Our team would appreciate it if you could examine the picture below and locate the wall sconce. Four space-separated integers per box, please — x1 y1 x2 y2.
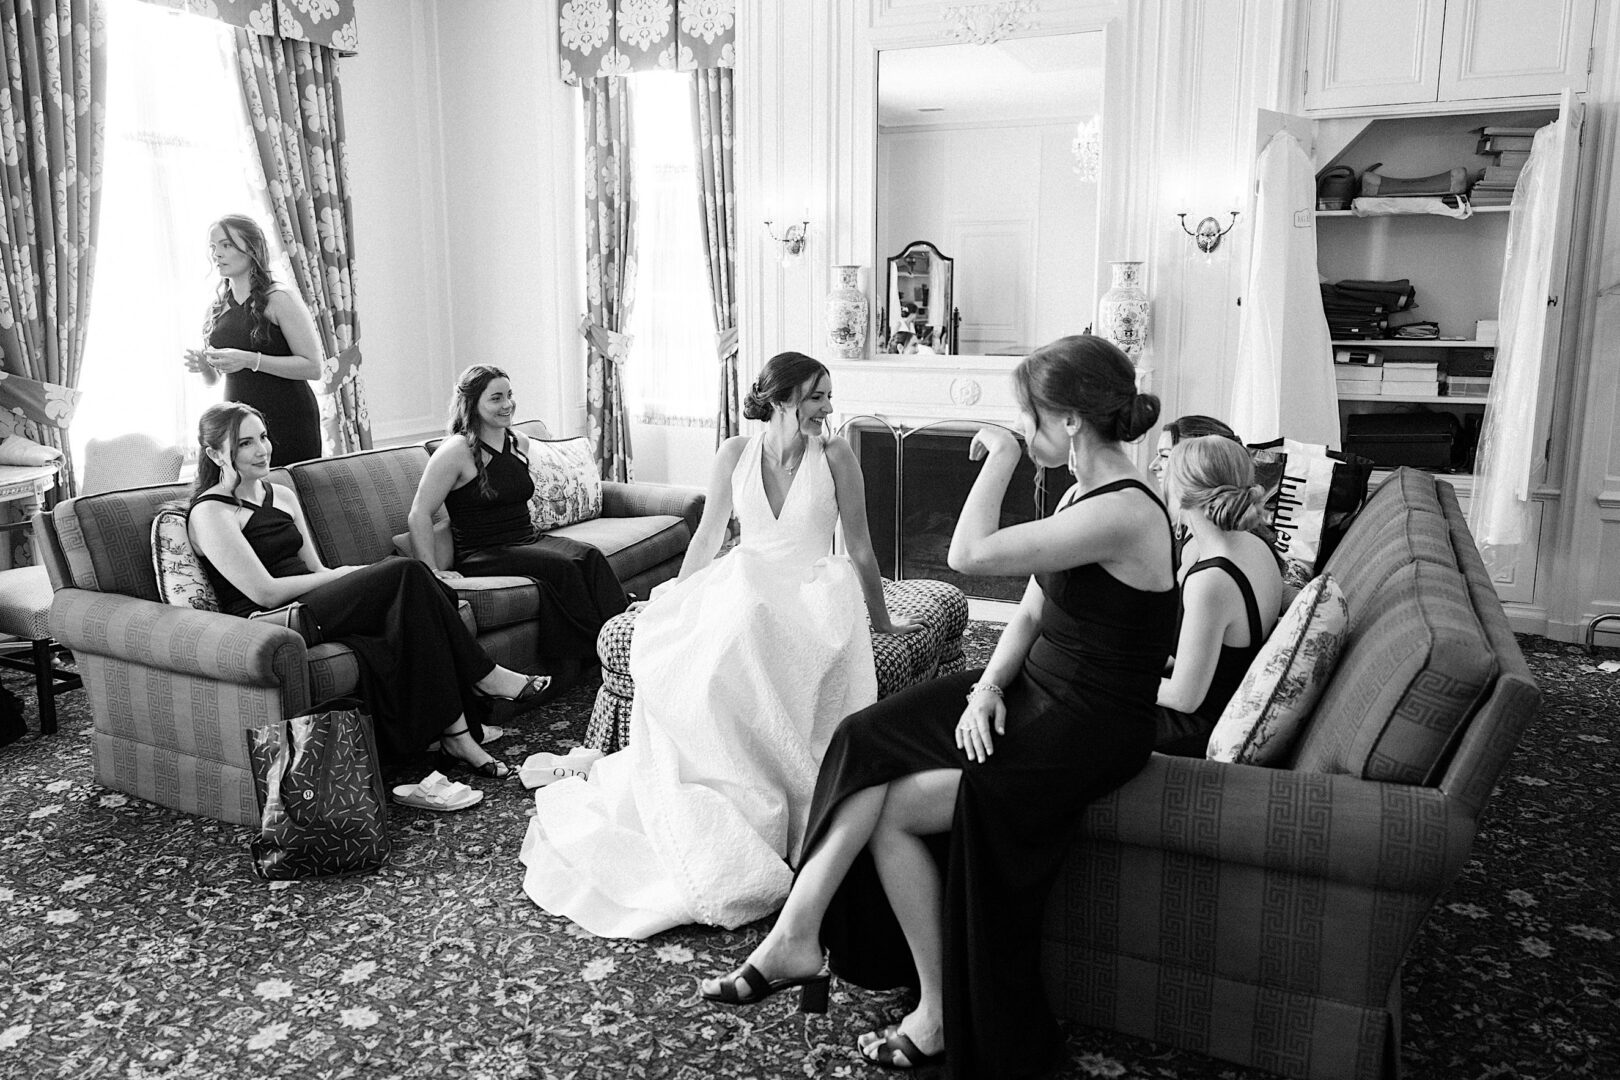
764 217 808 263
1176 211 1240 255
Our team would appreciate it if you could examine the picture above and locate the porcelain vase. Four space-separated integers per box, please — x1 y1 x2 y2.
1098 260 1149 361
826 265 869 359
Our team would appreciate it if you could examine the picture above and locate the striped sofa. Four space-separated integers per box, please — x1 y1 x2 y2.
1041 468 1541 1080
39 426 703 826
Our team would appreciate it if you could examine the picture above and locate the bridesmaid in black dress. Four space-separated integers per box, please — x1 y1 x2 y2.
700 336 1177 1079
1153 435 1282 756
407 364 629 662
183 215 323 466
187 403 549 779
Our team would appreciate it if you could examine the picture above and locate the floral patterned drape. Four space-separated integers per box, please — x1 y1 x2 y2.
690 67 737 441
581 77 636 482
558 0 734 84
234 28 369 455
0 0 106 498
134 0 358 53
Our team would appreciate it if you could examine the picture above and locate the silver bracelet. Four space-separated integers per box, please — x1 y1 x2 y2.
253 352 262 372
966 681 1003 702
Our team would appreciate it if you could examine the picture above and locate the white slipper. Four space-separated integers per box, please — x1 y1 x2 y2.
519 747 606 790
391 771 484 812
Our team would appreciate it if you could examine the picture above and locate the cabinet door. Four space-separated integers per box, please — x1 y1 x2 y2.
1438 0 1597 100
1305 0 1446 110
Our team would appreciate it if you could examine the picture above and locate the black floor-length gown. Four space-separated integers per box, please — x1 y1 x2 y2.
444 430 628 658
805 478 1178 1080
209 291 322 467
192 486 495 760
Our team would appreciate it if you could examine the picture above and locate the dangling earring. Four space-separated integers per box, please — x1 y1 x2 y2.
1065 420 1081 476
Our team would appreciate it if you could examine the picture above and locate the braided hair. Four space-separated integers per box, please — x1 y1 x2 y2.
203 215 277 349
447 364 519 500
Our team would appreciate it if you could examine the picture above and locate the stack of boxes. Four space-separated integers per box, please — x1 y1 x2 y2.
1382 358 1441 397
1472 126 1536 207
1335 347 1383 395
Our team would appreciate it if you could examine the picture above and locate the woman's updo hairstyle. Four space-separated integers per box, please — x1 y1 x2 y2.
743 351 830 422
1167 435 1265 532
1012 335 1159 443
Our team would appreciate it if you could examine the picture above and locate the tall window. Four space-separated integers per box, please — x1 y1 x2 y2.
75 0 284 475
623 72 716 427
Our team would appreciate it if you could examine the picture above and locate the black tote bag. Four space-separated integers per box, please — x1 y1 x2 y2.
246 705 390 880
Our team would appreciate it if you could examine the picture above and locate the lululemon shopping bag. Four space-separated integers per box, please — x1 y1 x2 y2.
246 705 390 880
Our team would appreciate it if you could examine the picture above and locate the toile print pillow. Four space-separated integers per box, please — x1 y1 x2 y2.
528 437 603 532
1207 572 1348 765
151 502 220 613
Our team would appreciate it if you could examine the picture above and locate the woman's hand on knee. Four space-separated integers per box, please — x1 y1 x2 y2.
955 685 1005 763
432 567 463 582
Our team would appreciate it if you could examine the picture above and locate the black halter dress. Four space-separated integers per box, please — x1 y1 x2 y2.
442 431 628 659
191 483 496 760
805 478 1179 1080
1156 555 1267 757
208 290 322 467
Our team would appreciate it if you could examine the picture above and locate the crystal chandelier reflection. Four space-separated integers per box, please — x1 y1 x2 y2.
1072 116 1100 182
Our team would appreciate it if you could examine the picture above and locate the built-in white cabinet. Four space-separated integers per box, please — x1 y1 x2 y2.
1304 100 1582 615
1306 0 1596 111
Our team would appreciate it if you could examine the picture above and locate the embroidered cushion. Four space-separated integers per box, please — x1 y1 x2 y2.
528 437 602 532
151 502 220 612
1207 572 1348 765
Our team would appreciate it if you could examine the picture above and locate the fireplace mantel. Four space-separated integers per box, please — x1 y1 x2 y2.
827 353 1026 432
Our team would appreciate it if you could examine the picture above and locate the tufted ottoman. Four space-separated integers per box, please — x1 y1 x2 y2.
585 578 970 753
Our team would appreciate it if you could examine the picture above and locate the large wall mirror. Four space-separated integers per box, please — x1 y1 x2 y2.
876 32 1104 357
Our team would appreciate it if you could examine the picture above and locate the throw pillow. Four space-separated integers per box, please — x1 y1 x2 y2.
528 437 602 532
0 434 63 467
151 502 220 612
1207 572 1349 765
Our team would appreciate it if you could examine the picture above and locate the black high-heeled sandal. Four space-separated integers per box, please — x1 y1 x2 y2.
699 961 831 1014
858 1024 943 1070
474 673 551 703
437 724 513 780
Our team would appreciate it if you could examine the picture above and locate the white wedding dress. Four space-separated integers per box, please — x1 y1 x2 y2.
518 433 877 938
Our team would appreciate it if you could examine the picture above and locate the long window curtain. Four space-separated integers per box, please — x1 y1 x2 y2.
1469 117 1565 570
690 67 738 441
234 28 369 455
582 76 637 481
0 0 107 500
558 0 734 84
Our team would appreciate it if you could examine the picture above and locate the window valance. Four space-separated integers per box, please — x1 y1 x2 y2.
558 0 734 84
135 0 358 55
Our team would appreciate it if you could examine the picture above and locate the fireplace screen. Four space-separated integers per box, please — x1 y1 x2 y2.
848 420 1070 601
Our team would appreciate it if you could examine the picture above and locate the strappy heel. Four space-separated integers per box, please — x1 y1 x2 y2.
700 960 831 1014
473 673 551 703
858 1024 944 1070
437 724 513 780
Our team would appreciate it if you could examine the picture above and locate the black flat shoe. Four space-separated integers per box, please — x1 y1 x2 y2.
858 1025 943 1070
700 961 830 1014
475 673 551 703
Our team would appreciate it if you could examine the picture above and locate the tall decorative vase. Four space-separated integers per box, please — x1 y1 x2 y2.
1098 260 1150 361
826 265 869 359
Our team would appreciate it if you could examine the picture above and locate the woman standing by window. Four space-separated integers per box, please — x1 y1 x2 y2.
183 215 324 466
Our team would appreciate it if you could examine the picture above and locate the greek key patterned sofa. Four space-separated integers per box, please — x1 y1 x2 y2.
1040 468 1541 1080
39 426 704 825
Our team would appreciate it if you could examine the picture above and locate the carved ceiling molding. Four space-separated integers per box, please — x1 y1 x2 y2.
940 1 1039 45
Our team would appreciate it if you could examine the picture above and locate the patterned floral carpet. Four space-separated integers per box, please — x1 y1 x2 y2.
0 628 1614 1080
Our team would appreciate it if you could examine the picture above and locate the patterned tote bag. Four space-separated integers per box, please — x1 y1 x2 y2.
246 705 390 880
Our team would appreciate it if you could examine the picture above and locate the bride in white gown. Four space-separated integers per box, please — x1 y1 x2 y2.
519 352 918 938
